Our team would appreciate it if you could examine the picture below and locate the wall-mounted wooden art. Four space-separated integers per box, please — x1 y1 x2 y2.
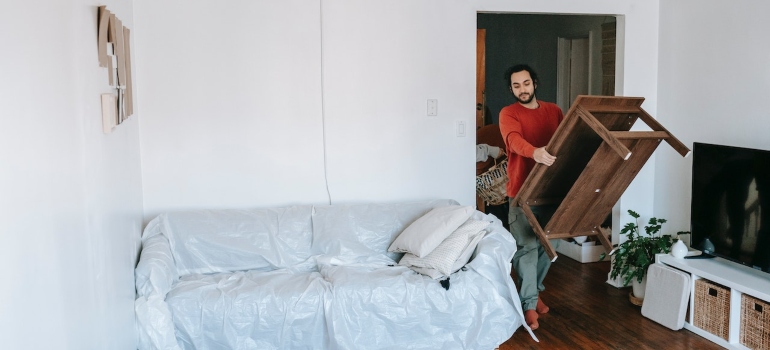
98 6 133 133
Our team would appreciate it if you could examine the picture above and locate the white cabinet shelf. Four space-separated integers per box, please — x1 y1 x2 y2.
656 254 770 349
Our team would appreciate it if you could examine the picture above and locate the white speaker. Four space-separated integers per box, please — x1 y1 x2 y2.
641 263 691 330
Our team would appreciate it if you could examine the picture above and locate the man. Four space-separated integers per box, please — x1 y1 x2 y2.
499 64 563 330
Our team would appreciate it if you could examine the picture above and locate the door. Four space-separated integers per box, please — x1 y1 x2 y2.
476 29 486 129
556 37 590 112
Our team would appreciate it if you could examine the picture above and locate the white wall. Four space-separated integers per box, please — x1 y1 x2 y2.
656 0 770 232
0 1 142 349
320 0 477 204
134 0 329 220
136 0 662 228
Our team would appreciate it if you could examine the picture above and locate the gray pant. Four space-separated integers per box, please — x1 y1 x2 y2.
508 202 559 311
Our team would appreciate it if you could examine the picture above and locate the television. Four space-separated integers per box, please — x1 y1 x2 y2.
690 142 770 273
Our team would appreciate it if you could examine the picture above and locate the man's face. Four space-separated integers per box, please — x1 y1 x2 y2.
509 70 536 104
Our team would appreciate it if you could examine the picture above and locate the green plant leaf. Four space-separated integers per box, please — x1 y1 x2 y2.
621 222 636 237
608 209 676 287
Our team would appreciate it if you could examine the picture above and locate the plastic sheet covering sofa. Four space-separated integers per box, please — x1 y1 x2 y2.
134 199 533 349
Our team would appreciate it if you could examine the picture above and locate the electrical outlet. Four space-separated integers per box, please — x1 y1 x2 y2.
427 99 438 116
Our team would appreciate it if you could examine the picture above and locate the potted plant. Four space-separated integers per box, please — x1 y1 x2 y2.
600 210 675 302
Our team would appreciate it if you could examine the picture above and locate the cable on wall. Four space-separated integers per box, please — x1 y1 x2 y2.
319 0 332 205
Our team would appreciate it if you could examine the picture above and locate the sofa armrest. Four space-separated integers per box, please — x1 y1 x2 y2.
135 231 178 298
135 295 181 350
466 211 537 341
135 217 182 350
466 211 517 272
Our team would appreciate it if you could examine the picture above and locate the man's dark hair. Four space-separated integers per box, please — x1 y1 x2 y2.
504 64 539 89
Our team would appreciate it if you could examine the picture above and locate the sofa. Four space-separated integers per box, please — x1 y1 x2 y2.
134 199 533 349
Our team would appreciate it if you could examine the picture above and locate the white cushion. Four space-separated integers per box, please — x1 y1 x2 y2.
399 219 490 276
160 207 314 276
451 228 487 272
388 205 474 257
407 229 487 280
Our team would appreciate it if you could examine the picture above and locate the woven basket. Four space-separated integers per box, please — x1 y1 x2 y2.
741 294 770 350
476 158 508 206
629 291 643 306
694 279 730 340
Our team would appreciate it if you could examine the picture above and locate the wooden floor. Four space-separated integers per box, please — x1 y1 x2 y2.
499 257 722 350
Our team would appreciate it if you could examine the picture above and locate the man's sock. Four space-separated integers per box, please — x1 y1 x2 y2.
524 309 539 330
536 298 549 314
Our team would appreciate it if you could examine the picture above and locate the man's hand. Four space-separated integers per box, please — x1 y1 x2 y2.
533 147 556 166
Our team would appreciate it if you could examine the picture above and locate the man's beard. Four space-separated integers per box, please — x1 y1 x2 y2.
516 91 535 104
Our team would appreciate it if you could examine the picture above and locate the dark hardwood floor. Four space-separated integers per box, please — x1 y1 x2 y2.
499 256 721 350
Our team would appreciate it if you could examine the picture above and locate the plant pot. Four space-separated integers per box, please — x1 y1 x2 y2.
631 273 648 299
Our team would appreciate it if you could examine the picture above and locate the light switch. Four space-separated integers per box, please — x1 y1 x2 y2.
427 99 438 116
456 120 466 137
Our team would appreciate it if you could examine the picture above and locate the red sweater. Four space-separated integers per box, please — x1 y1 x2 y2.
499 101 564 198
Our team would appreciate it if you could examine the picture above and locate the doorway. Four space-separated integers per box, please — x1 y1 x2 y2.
557 36 590 112
474 13 618 230
476 14 617 125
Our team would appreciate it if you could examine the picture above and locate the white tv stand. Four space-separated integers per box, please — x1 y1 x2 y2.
656 253 770 349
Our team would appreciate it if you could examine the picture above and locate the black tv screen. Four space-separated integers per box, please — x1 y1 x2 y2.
691 142 770 272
